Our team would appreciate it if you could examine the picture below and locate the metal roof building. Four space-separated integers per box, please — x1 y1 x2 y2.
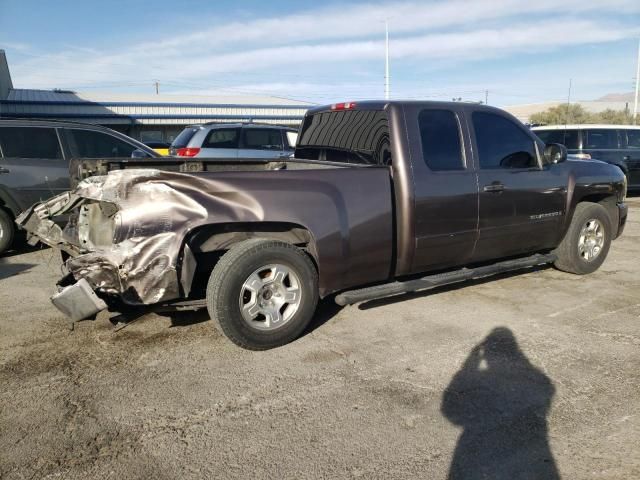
0 50 311 143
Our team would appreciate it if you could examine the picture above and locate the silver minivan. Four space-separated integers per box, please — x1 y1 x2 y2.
169 123 298 159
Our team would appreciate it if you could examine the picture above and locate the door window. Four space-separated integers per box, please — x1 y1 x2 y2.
203 128 240 148
472 112 538 169
243 128 284 150
418 109 465 171
624 130 640 149
534 129 580 149
66 129 137 157
0 127 62 159
584 129 619 149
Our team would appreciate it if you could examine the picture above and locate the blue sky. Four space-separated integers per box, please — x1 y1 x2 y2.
1 0 639 106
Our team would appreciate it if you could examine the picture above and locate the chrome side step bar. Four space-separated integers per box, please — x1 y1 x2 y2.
334 253 557 306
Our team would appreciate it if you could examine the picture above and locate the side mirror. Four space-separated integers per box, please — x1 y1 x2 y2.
543 143 567 165
131 149 150 158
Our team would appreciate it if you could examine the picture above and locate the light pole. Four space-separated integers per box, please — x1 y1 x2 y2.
633 39 639 124
384 20 390 100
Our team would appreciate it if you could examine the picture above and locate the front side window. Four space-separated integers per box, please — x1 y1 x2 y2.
534 129 580 150
243 128 283 150
418 109 464 171
66 129 137 158
203 128 239 149
584 129 619 149
473 112 537 169
0 127 62 159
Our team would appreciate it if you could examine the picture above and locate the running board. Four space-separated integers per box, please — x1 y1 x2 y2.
334 253 556 306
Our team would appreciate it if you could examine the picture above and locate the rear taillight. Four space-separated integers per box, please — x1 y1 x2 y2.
331 102 356 110
176 147 201 157
573 153 591 160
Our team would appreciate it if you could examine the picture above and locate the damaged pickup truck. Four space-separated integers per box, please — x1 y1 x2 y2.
18 101 628 349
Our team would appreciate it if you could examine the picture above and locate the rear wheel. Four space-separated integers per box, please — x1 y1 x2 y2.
0 208 15 254
206 239 318 350
553 202 612 275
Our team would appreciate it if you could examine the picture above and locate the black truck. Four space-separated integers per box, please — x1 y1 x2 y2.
19 101 628 349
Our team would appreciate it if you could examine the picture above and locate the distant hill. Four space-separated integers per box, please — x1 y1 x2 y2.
596 92 635 102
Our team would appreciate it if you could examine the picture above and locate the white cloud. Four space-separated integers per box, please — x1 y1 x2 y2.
5 0 640 102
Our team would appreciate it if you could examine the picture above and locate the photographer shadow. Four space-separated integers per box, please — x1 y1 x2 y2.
441 327 559 480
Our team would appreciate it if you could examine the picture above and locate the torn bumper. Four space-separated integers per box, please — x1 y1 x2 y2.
16 170 209 317
51 278 108 321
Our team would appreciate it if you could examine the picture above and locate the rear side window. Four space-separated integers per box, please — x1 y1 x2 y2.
418 109 464 171
172 127 199 148
534 129 580 149
584 129 619 149
66 129 137 157
626 130 640 149
473 112 537 169
243 128 283 150
0 127 62 159
203 128 239 149
296 110 391 165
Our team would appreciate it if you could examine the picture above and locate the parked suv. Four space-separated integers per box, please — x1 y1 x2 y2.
532 124 640 190
0 119 158 253
169 122 298 159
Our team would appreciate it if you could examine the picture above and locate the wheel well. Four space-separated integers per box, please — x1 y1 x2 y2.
183 222 318 298
576 194 617 229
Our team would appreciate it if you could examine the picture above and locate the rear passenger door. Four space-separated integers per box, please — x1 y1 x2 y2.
199 128 240 158
0 126 67 210
470 110 567 262
408 106 479 272
582 128 622 165
239 127 288 159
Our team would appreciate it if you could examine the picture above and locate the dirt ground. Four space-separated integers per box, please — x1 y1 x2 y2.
1 199 639 480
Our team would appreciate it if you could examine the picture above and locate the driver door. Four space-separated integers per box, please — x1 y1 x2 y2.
469 110 567 262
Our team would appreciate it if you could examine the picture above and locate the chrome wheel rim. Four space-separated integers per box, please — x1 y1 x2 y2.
238 264 302 331
578 218 605 262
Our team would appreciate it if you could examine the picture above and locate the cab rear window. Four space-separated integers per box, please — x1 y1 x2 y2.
296 110 391 165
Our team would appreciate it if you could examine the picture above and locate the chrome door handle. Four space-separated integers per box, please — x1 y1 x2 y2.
0 167 10 174
483 183 505 193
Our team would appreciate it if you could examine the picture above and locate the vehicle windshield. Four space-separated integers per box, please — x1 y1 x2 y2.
295 109 391 165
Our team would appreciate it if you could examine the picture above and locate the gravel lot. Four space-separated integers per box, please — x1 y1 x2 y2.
1 198 639 479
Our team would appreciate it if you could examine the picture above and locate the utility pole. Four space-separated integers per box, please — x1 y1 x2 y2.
565 78 572 126
485 90 488 105
154 81 159 95
634 38 640 124
384 20 390 100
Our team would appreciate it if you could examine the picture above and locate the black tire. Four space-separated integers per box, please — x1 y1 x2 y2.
553 202 612 275
0 208 15 255
206 239 319 350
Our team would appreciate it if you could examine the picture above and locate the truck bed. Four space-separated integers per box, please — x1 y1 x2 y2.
70 156 376 187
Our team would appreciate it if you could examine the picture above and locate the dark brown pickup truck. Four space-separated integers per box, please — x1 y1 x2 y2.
18 101 628 349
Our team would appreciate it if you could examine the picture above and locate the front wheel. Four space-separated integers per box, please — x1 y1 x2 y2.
0 209 15 255
553 202 612 275
206 239 319 350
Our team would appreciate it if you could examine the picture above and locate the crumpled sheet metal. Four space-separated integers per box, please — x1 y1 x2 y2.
21 165 395 305
28 169 265 306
